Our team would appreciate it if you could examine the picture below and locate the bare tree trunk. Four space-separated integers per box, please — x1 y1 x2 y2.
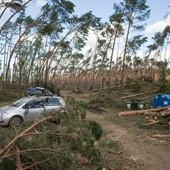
0 0 16 19
109 30 117 87
121 22 131 90
5 9 50 83
0 0 32 34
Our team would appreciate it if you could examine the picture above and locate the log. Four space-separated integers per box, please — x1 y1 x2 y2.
120 92 145 99
144 111 159 116
119 106 170 117
160 111 170 116
119 89 159 99
152 134 170 138
146 119 159 125
118 110 148 117
150 106 169 112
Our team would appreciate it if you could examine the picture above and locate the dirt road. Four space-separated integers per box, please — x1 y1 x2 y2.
87 112 170 170
62 90 170 169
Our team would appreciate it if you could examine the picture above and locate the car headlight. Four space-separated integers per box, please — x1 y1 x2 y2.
1 112 9 116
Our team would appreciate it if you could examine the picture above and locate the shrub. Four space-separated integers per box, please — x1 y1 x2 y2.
0 97 104 169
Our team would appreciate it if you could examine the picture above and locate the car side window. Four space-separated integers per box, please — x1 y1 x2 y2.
47 98 60 106
27 101 44 109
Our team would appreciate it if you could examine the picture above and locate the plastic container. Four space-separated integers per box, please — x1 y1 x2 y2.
131 101 138 110
145 101 151 109
138 102 144 110
126 101 132 110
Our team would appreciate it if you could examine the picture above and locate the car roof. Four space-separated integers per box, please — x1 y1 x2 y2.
35 87 45 90
38 96 61 100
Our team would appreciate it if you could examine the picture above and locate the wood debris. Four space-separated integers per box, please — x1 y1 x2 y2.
152 134 170 138
118 106 170 127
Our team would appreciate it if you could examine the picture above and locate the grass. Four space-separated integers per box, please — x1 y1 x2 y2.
1 90 169 169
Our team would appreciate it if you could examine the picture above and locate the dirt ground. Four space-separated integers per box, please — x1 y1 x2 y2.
63 91 170 170
87 111 170 170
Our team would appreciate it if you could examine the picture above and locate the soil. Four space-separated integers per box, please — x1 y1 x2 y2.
63 91 170 170
87 112 170 170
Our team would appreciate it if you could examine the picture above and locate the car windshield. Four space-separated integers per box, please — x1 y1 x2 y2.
11 98 32 107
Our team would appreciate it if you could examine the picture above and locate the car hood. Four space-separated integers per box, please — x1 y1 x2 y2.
0 105 16 114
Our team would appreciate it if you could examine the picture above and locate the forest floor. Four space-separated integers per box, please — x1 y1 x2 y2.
62 90 170 170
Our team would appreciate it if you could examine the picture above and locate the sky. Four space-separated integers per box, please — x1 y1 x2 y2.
70 0 170 36
33 0 170 36
69 0 170 60
1 0 170 61
70 0 170 24
1 0 170 41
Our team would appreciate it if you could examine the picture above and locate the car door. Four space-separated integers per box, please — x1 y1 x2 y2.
25 99 45 121
45 97 61 115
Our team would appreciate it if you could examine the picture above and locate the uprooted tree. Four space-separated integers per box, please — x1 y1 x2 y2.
0 97 103 169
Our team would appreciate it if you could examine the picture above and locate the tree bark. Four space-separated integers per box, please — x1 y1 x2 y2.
119 110 147 117
120 21 131 90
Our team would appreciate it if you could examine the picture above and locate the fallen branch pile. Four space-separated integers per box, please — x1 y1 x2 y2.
119 106 170 127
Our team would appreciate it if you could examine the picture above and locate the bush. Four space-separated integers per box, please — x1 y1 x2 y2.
89 92 126 109
130 79 141 92
0 97 104 169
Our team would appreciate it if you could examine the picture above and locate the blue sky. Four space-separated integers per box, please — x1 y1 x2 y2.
69 0 170 59
1 0 170 61
70 0 170 24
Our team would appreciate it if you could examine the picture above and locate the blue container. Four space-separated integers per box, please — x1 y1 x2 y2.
153 94 170 108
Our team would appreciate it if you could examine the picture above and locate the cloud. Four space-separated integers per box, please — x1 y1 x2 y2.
84 30 97 51
145 15 170 36
36 0 46 7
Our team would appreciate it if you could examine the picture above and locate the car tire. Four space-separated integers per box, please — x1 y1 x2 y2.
9 116 23 127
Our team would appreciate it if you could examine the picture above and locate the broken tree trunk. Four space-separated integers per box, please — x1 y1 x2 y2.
160 110 170 116
119 106 170 117
119 110 148 116
119 106 170 127
119 89 159 100
149 106 169 112
152 134 170 138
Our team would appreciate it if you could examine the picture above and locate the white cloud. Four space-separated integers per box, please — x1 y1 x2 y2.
145 15 170 36
84 30 97 51
35 0 46 7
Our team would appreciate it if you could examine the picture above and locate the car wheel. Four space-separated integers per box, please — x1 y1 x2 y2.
9 116 23 127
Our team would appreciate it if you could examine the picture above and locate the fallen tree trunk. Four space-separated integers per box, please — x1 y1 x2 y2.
144 111 159 116
160 111 170 116
119 106 170 127
119 89 159 100
146 120 160 125
152 134 170 138
119 110 148 116
149 106 169 112
119 106 170 117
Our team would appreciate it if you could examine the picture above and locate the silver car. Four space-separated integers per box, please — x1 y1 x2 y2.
0 96 66 126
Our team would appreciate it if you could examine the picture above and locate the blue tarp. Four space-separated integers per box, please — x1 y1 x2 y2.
153 94 170 108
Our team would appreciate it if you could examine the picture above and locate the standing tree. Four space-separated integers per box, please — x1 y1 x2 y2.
109 13 124 87
113 0 150 90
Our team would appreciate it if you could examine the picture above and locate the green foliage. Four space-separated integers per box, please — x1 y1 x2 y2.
0 93 18 103
0 96 104 169
45 82 58 94
157 61 169 93
66 96 87 119
0 159 16 170
128 35 147 54
3 0 24 11
130 78 141 92
89 121 103 140
103 140 122 150
89 92 126 109
79 100 89 109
